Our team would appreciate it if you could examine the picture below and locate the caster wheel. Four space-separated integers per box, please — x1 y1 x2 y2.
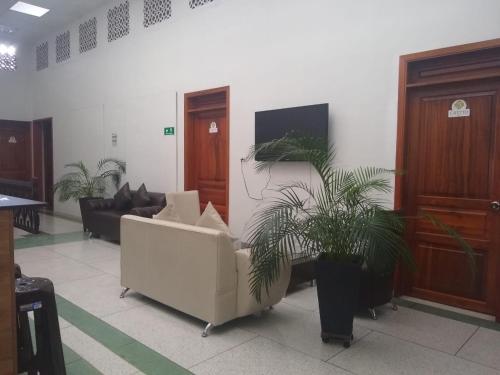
392 304 399 311
321 336 330 343
343 341 351 348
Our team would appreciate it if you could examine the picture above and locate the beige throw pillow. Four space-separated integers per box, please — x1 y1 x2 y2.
196 202 238 241
196 202 230 232
153 202 181 223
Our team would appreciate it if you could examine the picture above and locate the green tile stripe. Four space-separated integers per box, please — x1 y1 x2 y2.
15 233 190 374
55 295 192 375
15 231 89 250
28 318 102 374
65 359 103 375
394 298 500 332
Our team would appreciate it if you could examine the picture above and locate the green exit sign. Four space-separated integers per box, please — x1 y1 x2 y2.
164 127 175 136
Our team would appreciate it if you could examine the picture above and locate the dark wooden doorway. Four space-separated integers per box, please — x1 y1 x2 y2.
184 87 230 222
0 120 31 181
33 118 54 211
395 39 500 321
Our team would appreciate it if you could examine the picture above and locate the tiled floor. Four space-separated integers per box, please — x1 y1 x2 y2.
14 215 500 375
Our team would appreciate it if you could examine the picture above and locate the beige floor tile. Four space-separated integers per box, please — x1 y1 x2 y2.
238 301 371 360
90 257 121 277
103 303 257 368
283 284 319 312
17 255 104 286
56 273 148 318
51 240 120 264
329 331 499 375
457 327 500 370
354 305 478 354
38 213 83 235
15 246 63 265
191 336 350 375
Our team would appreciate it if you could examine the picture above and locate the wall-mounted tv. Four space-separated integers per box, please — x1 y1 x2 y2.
254 103 329 161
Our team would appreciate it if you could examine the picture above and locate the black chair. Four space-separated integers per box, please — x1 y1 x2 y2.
15 268 66 375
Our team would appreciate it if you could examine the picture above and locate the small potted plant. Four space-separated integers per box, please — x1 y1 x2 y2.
245 137 473 348
53 159 126 231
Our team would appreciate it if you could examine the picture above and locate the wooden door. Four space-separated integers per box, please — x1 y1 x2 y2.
185 87 229 221
404 80 500 317
396 40 500 321
0 120 31 181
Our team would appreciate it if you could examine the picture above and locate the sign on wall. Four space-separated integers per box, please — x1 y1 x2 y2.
164 127 175 136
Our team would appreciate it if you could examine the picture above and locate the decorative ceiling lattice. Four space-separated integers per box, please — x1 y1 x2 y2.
80 17 97 53
0 53 16 72
36 41 48 71
108 1 130 42
189 0 213 9
56 30 70 63
144 0 172 28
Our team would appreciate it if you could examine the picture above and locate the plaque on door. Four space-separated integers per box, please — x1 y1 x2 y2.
448 99 471 118
209 122 218 134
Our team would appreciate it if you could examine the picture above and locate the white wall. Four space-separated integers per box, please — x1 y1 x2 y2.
28 0 500 233
0 45 32 121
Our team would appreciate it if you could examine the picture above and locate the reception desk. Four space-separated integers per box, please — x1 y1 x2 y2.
0 195 44 374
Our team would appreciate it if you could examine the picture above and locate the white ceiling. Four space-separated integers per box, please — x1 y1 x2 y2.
0 0 111 45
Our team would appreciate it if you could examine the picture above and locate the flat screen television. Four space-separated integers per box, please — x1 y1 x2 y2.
254 103 329 161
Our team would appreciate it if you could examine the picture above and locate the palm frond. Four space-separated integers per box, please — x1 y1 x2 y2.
248 137 333 183
245 136 474 301
54 158 126 201
97 158 127 189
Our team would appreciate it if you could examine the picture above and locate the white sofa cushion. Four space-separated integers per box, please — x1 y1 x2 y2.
153 202 181 222
166 191 201 225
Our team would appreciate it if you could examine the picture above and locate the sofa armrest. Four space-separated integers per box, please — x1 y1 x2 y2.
235 248 291 317
87 198 115 210
129 205 162 218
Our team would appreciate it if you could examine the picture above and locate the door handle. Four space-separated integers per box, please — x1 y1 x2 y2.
492 201 500 211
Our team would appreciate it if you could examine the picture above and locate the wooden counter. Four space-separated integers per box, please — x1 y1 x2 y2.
0 195 44 375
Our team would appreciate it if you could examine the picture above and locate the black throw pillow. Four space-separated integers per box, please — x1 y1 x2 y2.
132 183 151 208
114 182 133 211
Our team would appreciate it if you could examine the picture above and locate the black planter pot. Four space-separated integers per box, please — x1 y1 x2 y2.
315 254 362 348
79 197 101 232
358 271 395 319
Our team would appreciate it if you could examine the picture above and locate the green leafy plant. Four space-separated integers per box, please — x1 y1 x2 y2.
53 159 126 202
246 137 475 301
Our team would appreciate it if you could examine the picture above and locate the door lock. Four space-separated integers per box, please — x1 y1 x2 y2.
491 201 500 211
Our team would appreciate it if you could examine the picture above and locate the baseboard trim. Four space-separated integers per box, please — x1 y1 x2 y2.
394 297 500 332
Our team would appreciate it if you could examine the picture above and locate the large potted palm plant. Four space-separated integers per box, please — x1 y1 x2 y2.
246 137 473 348
53 159 126 231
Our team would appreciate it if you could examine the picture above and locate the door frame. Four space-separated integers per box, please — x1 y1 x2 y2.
184 86 230 220
32 117 54 210
394 38 500 321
